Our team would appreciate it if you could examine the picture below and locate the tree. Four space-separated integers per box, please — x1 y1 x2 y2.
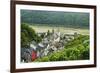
21 32 30 48
21 23 42 48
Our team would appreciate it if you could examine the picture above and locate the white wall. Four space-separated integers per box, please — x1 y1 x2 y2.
0 0 100 73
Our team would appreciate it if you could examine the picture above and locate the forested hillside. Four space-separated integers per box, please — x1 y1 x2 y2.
21 10 89 28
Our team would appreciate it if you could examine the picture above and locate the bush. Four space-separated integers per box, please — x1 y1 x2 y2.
40 57 50 62
49 52 60 61
81 45 89 59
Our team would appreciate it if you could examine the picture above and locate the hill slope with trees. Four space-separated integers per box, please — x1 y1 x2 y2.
21 10 89 28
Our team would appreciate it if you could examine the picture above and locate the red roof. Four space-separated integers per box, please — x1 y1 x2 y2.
31 51 37 61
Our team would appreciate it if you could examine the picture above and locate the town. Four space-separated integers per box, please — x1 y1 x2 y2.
21 29 76 63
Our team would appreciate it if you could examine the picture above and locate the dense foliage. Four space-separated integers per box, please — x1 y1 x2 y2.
21 23 42 48
34 35 90 62
21 10 89 28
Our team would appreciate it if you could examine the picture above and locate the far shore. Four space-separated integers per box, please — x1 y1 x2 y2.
29 25 89 35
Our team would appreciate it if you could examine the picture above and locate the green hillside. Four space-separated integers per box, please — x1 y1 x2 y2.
21 10 89 28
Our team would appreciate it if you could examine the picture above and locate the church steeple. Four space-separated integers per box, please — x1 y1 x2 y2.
52 28 54 34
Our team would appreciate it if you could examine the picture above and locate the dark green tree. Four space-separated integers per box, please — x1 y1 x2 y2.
21 23 42 48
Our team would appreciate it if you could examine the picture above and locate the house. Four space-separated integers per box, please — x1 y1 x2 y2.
36 43 45 58
21 48 37 62
31 50 37 61
30 40 37 50
21 48 32 62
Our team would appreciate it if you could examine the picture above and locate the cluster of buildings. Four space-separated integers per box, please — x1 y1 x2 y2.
21 29 75 62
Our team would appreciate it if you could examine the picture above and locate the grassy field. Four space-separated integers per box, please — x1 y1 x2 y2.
30 25 89 35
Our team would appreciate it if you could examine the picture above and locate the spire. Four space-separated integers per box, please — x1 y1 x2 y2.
52 28 54 34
